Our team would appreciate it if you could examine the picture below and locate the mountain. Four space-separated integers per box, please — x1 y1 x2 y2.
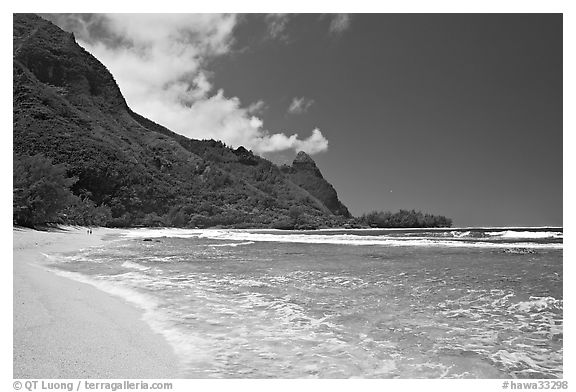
282 152 351 217
13 13 352 228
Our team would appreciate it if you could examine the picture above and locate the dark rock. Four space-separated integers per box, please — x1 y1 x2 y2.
293 151 317 166
502 248 536 254
233 146 258 165
285 151 351 217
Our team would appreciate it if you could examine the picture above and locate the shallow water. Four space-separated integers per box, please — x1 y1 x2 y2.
47 228 563 378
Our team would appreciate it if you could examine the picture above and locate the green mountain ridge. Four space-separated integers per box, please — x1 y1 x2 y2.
13 13 352 228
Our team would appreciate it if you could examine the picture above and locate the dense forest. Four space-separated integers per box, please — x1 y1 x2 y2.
358 210 452 228
13 152 452 229
12 149 353 229
12 14 452 230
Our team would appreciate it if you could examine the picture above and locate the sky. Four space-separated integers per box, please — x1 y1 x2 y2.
43 13 563 227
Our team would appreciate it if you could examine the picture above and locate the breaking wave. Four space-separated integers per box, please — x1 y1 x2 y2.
42 226 563 378
121 261 150 271
208 241 255 247
47 268 211 369
486 230 562 239
121 228 562 249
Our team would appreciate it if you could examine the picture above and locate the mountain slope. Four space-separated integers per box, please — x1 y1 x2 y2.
282 152 351 217
13 13 351 228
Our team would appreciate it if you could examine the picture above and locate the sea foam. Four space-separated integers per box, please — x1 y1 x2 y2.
121 261 150 271
118 228 564 249
193 230 562 249
47 268 208 368
208 241 255 247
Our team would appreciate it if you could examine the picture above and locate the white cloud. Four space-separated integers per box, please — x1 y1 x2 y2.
246 100 266 115
288 97 315 115
257 128 328 155
265 14 293 41
329 14 352 34
265 14 351 42
48 13 328 156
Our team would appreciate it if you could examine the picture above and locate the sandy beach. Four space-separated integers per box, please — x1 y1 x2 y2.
13 226 181 378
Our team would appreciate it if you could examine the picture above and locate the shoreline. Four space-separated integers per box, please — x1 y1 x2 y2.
13 226 181 378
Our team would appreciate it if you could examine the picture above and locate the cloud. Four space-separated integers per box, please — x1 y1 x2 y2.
265 14 293 41
328 14 352 34
246 100 267 115
265 14 351 42
45 13 328 156
288 97 315 115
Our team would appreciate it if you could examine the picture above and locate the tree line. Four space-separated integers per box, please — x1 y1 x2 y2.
358 209 452 228
13 153 453 229
12 153 339 229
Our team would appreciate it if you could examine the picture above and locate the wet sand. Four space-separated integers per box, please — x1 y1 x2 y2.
13 226 181 378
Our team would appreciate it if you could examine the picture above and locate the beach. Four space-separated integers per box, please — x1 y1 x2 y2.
42 227 561 378
13 226 563 378
13 226 180 379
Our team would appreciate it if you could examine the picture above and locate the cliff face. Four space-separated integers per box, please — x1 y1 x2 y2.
13 14 351 228
14 14 127 113
284 152 351 218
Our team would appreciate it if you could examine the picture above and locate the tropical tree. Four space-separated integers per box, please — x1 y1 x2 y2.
13 154 77 227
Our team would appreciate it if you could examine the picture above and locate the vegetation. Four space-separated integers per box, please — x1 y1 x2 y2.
13 153 114 227
13 154 76 227
12 15 453 230
280 151 351 217
12 14 354 229
358 209 453 228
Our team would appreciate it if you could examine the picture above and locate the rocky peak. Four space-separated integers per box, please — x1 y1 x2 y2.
291 151 322 179
286 151 351 218
293 151 317 166
233 146 258 165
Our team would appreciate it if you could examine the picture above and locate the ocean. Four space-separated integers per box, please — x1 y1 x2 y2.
45 228 563 378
